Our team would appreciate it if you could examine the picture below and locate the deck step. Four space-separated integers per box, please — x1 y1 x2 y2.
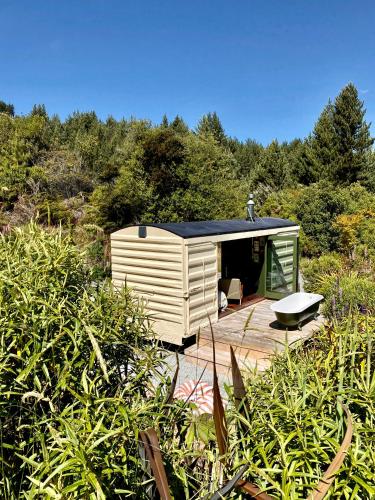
185 341 272 372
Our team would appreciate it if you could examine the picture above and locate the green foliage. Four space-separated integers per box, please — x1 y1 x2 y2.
40 148 93 198
89 125 246 229
261 182 375 258
322 274 375 318
0 100 14 116
147 133 246 222
295 183 347 255
73 224 110 280
332 83 374 184
259 187 301 220
301 253 344 293
196 111 226 145
309 84 374 185
0 225 374 497
250 140 294 191
302 251 375 318
0 113 50 207
230 138 263 178
89 153 152 230
226 316 375 497
0 223 164 497
0 83 373 242
310 101 338 179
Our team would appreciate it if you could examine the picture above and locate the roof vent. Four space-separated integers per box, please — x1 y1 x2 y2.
246 193 255 222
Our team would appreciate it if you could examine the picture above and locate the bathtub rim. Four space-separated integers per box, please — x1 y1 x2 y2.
270 292 324 315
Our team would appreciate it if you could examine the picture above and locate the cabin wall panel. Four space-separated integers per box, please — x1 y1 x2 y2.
187 242 218 334
111 229 186 343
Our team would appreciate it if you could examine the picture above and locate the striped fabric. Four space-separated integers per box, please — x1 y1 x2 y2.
174 380 214 415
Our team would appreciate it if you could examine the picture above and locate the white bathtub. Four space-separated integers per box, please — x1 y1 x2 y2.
270 292 324 328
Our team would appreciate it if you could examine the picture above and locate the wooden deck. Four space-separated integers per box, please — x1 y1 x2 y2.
184 299 324 375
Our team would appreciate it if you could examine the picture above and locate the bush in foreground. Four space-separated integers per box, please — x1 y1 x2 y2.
0 223 166 497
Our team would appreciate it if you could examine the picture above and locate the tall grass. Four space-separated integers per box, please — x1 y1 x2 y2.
140 315 375 498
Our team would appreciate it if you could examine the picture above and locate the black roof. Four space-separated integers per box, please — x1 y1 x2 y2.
138 217 297 239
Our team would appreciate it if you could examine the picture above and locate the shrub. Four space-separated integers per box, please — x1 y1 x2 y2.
0 223 164 497
225 315 375 497
301 253 343 293
321 273 375 318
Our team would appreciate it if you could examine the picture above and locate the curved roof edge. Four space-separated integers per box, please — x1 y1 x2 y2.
127 217 298 239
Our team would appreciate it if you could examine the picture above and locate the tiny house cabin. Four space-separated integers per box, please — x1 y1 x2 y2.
111 215 300 345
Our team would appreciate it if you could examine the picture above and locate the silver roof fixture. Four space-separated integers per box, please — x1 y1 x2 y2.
247 193 255 222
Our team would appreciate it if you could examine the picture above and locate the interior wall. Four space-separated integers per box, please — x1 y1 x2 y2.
221 237 266 296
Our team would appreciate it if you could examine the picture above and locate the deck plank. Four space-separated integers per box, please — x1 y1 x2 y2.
184 299 324 373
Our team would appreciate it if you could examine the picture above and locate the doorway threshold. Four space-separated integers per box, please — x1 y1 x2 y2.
219 294 264 319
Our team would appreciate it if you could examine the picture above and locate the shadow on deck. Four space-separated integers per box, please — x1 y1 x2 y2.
184 299 325 375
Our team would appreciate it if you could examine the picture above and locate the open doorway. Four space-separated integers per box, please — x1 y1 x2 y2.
218 237 266 316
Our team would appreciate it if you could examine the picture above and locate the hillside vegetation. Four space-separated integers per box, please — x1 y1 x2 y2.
1 82 374 302
0 84 375 497
0 83 374 235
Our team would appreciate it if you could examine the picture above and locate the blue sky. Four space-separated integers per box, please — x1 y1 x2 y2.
1 1 374 143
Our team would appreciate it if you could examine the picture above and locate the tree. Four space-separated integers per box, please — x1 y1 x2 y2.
161 114 169 127
360 150 375 192
289 138 319 185
140 127 186 198
251 140 294 191
230 138 263 179
89 155 152 230
310 102 338 180
170 115 189 134
332 83 374 184
310 85 374 185
196 112 226 145
295 182 347 254
0 113 48 206
41 148 93 198
146 133 246 222
0 100 14 116
30 104 48 118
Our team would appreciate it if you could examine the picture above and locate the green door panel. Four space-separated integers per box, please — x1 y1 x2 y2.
265 235 298 300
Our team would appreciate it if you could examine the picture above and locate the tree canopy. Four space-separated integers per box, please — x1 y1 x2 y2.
0 83 373 249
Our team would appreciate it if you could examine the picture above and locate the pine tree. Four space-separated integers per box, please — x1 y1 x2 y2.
196 112 226 145
311 101 338 180
0 100 14 116
161 114 169 128
251 140 293 190
289 137 319 185
170 115 189 134
332 83 374 184
31 104 48 118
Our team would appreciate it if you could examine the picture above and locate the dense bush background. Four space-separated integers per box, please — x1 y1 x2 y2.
0 84 374 247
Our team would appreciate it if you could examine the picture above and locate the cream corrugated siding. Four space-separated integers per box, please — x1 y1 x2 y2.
187 242 218 333
111 226 186 343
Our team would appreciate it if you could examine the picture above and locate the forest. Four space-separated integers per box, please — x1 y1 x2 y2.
1 82 374 243
1 83 375 498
